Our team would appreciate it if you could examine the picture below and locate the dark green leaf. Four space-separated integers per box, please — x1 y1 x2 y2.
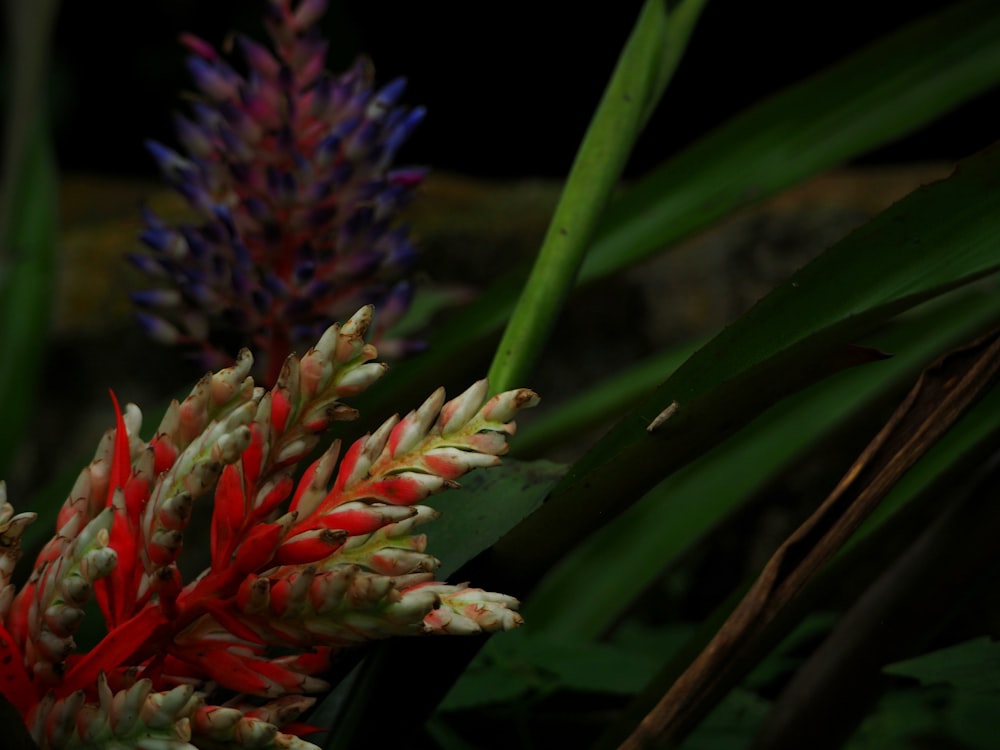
442 634 668 712
845 688 949 750
885 637 1000 693
679 688 771 750
513 340 703 457
0 0 60 481
520 288 1000 640
426 459 566 579
494 143 1000 591
947 690 1000 750
438 662 539 713
0 694 37 750
583 0 1000 283
0 134 57 481
487 0 707 392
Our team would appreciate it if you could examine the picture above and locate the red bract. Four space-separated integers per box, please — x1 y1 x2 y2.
0 306 538 750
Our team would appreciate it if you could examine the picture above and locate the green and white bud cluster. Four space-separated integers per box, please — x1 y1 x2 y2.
28 675 198 750
0 486 37 618
423 585 524 634
267 306 388 469
13 507 117 684
27 674 319 750
190 698 320 750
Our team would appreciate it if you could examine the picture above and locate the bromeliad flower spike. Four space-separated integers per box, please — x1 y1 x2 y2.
132 0 426 383
0 306 537 750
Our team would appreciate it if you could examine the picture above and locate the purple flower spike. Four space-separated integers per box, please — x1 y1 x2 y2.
133 0 426 384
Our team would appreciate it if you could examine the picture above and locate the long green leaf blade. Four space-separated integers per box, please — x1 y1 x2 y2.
522 289 1000 641
0 0 60 482
583 0 1000 282
492 142 1000 590
487 0 707 393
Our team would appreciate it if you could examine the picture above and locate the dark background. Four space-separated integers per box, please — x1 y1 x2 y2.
44 0 999 181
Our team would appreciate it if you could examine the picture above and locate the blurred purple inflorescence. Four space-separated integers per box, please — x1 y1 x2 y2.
132 0 426 383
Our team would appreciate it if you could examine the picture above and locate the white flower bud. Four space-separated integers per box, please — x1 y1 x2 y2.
438 380 488 436
141 684 197 730
335 362 387 396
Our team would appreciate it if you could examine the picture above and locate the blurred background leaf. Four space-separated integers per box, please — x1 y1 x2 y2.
0 0 60 484
885 637 1000 694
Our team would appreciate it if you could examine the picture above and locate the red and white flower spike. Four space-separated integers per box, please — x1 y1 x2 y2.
0 304 538 748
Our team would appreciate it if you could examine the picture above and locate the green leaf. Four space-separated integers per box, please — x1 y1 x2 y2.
513 638 660 696
437 661 539 713
885 637 1000 693
583 0 1000 283
0 0 60 481
947 690 1000 750
845 683 1000 750
425 717 492 750
596 330 1000 750
679 688 771 750
0 694 37 750
513 340 703 457
519 288 1000 640
442 633 676 712
444 622 695 713
0 132 57 479
487 0 708 393
426 459 566 579
846 687 952 750
493 143 1000 591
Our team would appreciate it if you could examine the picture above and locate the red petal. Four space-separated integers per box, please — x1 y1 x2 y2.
281 722 326 737
59 605 168 696
330 440 365 495
242 423 265 487
94 498 137 627
422 452 469 480
288 457 322 515
272 529 347 567
191 646 272 695
106 390 132 507
0 624 35 717
150 435 178 475
211 463 246 570
123 473 150 526
201 598 267 646
314 505 396 536
270 389 292 435
301 415 329 432
250 475 294 524
362 475 432 505
187 646 318 697
6 581 35 646
153 565 183 620
273 647 333 676
233 523 282 574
